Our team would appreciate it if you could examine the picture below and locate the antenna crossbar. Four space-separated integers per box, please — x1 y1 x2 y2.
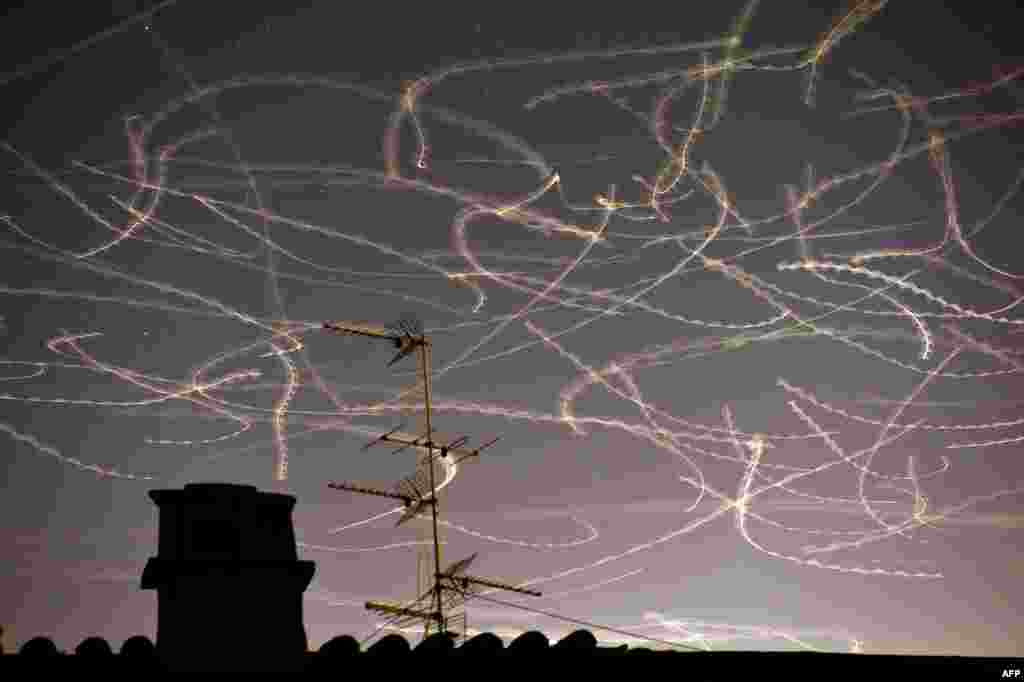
327 481 418 505
442 574 543 597
365 601 442 623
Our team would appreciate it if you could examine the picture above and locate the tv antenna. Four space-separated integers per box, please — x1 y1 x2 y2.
323 314 536 641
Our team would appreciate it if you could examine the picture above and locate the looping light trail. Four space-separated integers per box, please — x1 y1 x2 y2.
4 1 1022 654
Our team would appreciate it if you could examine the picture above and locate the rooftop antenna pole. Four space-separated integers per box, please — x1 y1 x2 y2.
419 338 446 635
323 314 528 643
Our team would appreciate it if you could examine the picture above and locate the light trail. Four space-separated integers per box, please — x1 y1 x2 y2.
3 2 1023 654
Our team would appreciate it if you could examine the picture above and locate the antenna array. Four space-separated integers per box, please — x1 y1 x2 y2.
323 315 539 642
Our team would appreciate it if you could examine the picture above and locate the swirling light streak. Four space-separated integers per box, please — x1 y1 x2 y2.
4 5 1024 653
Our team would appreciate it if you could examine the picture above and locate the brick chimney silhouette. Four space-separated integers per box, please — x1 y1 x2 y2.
141 483 315 671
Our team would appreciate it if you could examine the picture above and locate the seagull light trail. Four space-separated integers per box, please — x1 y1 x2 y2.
3 1 1023 655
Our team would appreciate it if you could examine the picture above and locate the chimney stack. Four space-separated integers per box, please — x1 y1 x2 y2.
141 483 315 671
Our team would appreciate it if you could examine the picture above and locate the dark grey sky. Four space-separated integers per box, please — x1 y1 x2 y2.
2 1 1023 656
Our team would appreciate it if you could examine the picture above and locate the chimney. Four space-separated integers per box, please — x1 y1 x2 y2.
141 482 315 671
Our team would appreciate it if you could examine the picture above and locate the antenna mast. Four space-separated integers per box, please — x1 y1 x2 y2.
323 315 532 642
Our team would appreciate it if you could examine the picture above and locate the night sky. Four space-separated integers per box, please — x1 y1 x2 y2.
2 0 1023 656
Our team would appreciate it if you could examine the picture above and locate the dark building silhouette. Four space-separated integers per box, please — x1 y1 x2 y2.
413 631 457 657
75 636 113 658
459 632 504 656
317 634 359 658
552 629 598 652
311 634 359 672
507 630 550 654
119 634 159 672
364 633 411 659
4 632 1023 676
141 482 315 672
5 487 1024 673
19 636 59 658
75 636 114 674
74 630 113 659
119 634 156 658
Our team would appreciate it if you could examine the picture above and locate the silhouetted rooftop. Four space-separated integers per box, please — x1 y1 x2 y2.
7 486 1014 673
74 636 114 658
3 631 1022 674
